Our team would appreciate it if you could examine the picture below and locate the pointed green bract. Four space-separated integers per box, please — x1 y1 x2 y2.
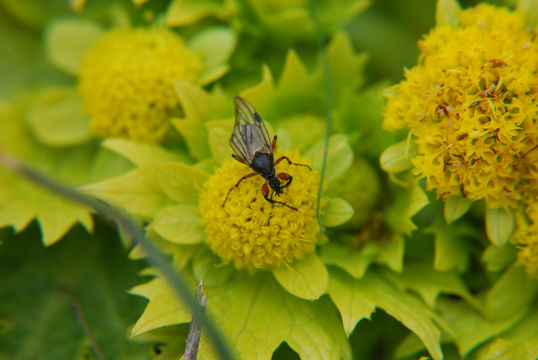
444 195 472 224
81 168 166 218
482 243 517 272
272 253 328 300
279 50 310 89
206 119 234 163
321 197 354 228
320 242 375 279
328 269 444 360
45 18 103 75
386 184 429 235
150 204 204 245
156 162 209 204
188 26 236 68
427 220 471 272
26 87 91 146
307 134 353 182
486 208 515 246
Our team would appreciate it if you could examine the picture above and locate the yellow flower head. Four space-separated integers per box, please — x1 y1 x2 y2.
199 150 319 271
384 4 538 208
78 28 203 142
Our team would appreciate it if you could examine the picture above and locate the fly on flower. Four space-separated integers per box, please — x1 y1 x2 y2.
223 96 311 210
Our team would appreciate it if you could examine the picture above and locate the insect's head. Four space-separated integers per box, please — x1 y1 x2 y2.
268 176 282 194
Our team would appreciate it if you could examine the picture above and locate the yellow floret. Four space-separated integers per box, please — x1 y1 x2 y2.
78 28 203 142
384 4 538 208
199 150 319 272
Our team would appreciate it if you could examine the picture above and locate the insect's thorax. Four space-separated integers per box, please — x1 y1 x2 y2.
251 151 275 179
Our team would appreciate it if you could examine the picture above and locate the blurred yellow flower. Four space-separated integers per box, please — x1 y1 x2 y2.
78 28 203 142
384 4 538 208
199 150 319 271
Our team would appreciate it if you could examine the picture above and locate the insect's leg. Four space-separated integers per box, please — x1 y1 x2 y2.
262 183 297 211
272 135 277 151
277 173 293 189
274 156 311 170
232 154 247 164
223 172 258 206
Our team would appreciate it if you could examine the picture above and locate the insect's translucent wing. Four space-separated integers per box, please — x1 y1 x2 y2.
230 96 272 163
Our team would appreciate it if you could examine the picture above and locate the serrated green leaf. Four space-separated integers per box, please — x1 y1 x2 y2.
166 0 234 27
486 208 515 246
45 18 103 75
444 195 472 224
327 269 376 335
408 184 429 217
0 223 151 359
382 264 479 309
188 26 236 68
134 271 351 359
437 298 527 356
272 253 328 300
435 0 461 27
482 243 518 272
429 221 470 272
279 50 310 89
321 197 354 227
380 141 412 173
81 168 166 218
130 276 194 337
307 134 353 182
150 204 204 245
375 236 405 273
485 265 538 320
26 87 91 146
328 269 444 360
156 162 209 204
102 138 186 168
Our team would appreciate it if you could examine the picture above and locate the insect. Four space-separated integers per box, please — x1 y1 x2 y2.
223 96 311 210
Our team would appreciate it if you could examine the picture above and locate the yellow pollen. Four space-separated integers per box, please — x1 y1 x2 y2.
78 28 203 142
199 150 319 272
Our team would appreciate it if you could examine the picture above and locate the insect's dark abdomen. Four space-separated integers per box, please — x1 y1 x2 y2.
251 152 275 179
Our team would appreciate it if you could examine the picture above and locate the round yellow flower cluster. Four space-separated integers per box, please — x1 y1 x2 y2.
78 28 203 142
384 4 538 209
199 150 319 271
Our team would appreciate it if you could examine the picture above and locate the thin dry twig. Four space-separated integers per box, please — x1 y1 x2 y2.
184 281 208 360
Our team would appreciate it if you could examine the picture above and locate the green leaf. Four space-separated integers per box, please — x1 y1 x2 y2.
188 26 236 68
192 248 234 287
196 63 230 86
26 87 91 146
486 208 515 246
375 236 405 273
328 269 444 360
444 195 472 223
437 298 527 356
321 197 354 228
0 223 151 359
482 243 518 272
320 242 375 279
150 204 204 245
382 264 479 309
272 253 328 300
156 162 209 204
379 140 413 173
387 184 429 235
102 138 186 168
485 265 538 320
307 134 353 182
45 18 103 75
130 276 194 337
166 0 234 27
278 50 310 89
133 272 351 359
435 0 461 27
428 221 471 272
81 168 166 218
